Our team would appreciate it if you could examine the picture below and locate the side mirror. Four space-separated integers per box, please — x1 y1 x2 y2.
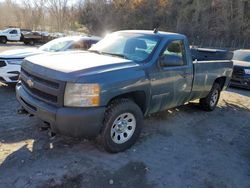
159 54 183 67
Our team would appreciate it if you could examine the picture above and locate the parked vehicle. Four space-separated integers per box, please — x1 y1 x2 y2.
230 49 250 89
22 31 51 45
16 30 233 152
0 36 101 83
0 28 22 44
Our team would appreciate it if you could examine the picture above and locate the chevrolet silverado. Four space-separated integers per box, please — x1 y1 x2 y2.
16 30 233 152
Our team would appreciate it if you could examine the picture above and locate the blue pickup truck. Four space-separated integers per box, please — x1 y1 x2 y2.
16 30 233 152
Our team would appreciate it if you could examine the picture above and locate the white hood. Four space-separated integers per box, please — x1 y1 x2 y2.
0 48 44 59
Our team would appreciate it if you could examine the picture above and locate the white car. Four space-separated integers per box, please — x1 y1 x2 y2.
0 36 101 83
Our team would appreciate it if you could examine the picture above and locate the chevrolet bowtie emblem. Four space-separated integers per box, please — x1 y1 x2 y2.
27 79 34 88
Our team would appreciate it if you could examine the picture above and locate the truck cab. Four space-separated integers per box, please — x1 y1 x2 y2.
0 28 22 44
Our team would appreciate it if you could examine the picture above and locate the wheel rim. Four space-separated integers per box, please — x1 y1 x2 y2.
110 112 136 144
210 89 219 107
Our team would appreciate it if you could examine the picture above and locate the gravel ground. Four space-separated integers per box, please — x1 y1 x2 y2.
0 44 250 188
0 43 38 51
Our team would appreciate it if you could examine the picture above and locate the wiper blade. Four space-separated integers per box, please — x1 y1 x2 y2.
88 50 128 59
101 52 128 59
88 50 102 54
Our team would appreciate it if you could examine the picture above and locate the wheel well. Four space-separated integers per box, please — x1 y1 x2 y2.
0 36 7 39
108 91 147 113
214 77 226 90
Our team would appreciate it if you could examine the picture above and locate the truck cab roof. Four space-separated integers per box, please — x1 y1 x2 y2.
116 30 187 40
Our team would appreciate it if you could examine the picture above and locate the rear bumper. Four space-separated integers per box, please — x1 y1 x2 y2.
16 83 105 138
230 75 250 89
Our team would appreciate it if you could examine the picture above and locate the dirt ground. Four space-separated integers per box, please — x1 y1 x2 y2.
0 44 250 188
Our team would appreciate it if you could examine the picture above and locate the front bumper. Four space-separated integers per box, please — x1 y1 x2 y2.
230 75 250 89
16 83 105 138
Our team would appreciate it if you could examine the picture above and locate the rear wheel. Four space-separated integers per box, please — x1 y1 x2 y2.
0 36 7 44
100 98 143 153
199 83 221 111
29 40 35 45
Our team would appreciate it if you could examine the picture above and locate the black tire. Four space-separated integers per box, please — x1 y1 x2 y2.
29 40 35 45
100 98 143 153
20 33 24 41
199 83 221 111
0 36 7 44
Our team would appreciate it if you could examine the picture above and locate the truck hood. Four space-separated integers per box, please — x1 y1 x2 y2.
233 60 250 68
23 51 139 81
0 48 44 59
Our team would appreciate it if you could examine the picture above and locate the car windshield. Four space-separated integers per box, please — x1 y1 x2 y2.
89 32 160 62
2 28 11 33
39 38 75 52
233 50 250 62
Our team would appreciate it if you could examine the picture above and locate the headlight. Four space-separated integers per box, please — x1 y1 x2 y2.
244 69 250 75
6 59 23 65
64 83 100 107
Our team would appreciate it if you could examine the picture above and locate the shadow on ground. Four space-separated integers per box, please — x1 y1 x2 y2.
227 86 250 97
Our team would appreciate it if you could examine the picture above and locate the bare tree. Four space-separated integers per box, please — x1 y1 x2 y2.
45 0 69 32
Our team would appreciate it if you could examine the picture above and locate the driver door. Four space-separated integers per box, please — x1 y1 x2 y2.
9 29 20 41
148 40 193 113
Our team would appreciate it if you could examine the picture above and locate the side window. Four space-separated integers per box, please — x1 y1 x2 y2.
73 41 84 50
70 40 89 50
161 40 186 66
10 30 17 34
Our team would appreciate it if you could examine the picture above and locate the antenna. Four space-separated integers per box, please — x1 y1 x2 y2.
153 28 158 34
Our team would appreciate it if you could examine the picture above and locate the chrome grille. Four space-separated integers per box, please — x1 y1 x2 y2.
0 60 6 68
20 67 65 106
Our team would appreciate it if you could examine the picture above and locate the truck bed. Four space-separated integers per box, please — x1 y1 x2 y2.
190 59 233 100
191 47 233 61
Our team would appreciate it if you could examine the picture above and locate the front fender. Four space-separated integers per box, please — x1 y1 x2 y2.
100 67 150 107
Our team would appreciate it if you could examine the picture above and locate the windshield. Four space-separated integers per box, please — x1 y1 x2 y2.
233 50 250 62
89 32 160 62
39 38 74 52
2 28 11 33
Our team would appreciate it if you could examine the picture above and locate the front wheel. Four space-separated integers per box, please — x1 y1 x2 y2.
100 99 143 153
0 36 7 44
199 83 221 111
